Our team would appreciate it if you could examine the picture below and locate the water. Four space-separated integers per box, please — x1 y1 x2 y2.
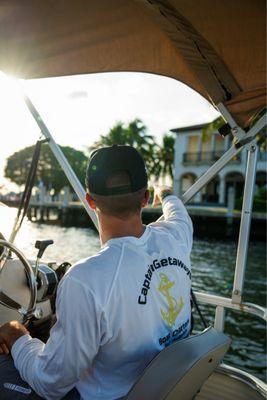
191 239 266 381
2 211 267 382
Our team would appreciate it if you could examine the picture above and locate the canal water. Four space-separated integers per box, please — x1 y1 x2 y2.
1 205 266 382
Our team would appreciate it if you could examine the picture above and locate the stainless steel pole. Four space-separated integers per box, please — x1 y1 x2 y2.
195 291 266 321
232 142 258 303
23 95 99 230
214 306 225 332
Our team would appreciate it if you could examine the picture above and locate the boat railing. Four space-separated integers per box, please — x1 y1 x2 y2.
194 291 266 332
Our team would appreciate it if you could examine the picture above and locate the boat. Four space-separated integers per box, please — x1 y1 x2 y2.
0 1 266 399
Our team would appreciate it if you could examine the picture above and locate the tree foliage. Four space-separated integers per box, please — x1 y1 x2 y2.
202 110 267 151
6 119 177 193
155 133 175 179
201 116 224 141
5 144 87 193
90 119 160 176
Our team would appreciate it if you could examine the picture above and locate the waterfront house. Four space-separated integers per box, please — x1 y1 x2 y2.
172 122 267 205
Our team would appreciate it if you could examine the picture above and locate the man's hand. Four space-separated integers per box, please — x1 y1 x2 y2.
0 321 29 355
152 186 173 207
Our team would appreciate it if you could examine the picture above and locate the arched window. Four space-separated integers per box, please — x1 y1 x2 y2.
225 172 244 204
180 173 197 194
201 175 220 204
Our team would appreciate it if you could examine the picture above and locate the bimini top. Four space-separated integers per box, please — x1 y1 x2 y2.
0 0 265 128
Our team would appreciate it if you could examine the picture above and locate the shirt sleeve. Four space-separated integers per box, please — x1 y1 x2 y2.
12 274 102 400
150 195 193 251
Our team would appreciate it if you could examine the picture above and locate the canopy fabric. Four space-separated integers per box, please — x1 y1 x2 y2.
0 0 265 128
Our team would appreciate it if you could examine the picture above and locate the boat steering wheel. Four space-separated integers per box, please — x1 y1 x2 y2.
0 239 37 323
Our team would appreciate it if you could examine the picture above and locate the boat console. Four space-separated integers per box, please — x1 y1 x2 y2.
0 239 69 340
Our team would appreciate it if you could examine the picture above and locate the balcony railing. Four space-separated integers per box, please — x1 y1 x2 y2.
183 151 241 164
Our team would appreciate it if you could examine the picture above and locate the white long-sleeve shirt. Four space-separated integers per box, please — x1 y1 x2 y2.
12 196 193 400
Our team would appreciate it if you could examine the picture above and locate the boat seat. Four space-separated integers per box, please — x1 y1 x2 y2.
126 327 231 400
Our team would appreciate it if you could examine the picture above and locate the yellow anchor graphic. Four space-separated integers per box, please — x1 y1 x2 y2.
158 273 184 327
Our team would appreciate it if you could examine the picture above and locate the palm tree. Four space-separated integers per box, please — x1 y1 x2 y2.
127 119 160 177
89 119 159 176
90 122 127 149
156 133 175 183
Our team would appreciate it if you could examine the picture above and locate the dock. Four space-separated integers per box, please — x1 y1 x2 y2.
24 201 266 242
2 191 266 241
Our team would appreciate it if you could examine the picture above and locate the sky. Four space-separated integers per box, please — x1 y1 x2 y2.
0 71 219 192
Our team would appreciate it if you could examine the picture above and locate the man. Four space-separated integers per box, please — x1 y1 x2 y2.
0 145 193 400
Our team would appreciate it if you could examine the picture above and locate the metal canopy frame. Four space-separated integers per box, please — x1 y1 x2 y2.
12 92 266 332
24 95 99 230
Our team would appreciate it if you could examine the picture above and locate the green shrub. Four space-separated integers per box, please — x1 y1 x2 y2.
235 187 267 212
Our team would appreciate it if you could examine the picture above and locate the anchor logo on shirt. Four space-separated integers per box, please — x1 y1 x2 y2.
158 273 184 327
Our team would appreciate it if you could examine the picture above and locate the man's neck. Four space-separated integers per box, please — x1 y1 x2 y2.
98 213 145 245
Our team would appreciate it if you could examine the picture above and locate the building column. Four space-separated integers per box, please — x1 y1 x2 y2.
224 135 231 151
219 175 225 205
197 135 202 157
193 175 201 203
194 190 202 203
173 178 180 197
227 186 235 214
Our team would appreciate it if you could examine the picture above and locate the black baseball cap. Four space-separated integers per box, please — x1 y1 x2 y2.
86 145 148 196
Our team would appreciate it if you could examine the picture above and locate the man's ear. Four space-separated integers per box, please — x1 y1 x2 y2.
86 193 96 210
141 189 150 208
